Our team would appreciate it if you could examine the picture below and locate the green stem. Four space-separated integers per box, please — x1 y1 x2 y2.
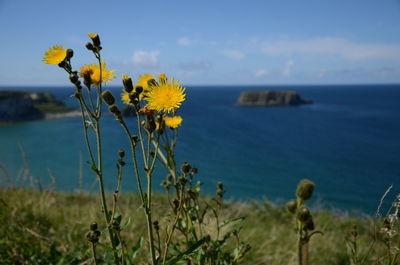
119 120 145 203
144 130 158 265
120 118 156 264
91 243 98 265
95 120 119 262
137 112 149 168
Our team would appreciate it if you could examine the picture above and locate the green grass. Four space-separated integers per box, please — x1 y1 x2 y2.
33 103 73 113
0 187 394 265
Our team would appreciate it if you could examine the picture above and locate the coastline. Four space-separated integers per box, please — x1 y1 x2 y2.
44 110 81 120
0 110 81 126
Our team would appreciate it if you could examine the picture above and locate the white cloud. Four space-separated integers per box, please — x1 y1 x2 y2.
132 50 160 67
261 37 400 60
282 60 294 76
222 49 245 60
178 37 191 46
255 69 269 77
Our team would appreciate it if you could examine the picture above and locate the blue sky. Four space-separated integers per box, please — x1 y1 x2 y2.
1 0 400 86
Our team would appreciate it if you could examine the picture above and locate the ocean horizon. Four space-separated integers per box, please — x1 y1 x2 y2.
1 84 399 214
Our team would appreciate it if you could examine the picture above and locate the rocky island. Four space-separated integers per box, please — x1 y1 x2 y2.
237 90 312 106
0 90 78 123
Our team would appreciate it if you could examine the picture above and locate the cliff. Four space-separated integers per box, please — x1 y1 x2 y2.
0 90 74 123
237 90 312 106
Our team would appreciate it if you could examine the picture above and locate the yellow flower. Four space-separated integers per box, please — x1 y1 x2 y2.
121 90 131 105
159 73 167 84
42 45 67 64
137 73 154 90
164 115 183 129
88 32 98 39
145 75 186 113
79 61 116 86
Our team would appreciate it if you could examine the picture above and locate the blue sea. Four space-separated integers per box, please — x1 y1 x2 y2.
1 84 400 214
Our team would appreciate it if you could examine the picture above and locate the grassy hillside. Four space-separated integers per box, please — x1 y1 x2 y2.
0 187 395 265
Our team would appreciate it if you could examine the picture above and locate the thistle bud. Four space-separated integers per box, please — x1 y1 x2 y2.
101 90 115 105
296 179 315 202
129 92 139 101
83 72 92 89
217 182 224 198
85 42 94 51
135 86 144 94
109 104 121 117
304 216 315 230
69 72 79 84
118 149 125 158
181 162 191 174
66 49 74 60
122 75 134 93
179 176 187 184
145 119 156 133
131 135 139 143
297 206 311 222
58 60 66 68
153 221 159 231
89 33 101 47
90 222 98 231
286 200 297 214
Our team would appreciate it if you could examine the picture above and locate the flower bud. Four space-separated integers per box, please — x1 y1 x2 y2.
83 72 92 89
90 222 98 231
296 179 315 202
153 221 159 231
89 33 101 47
101 90 115 105
109 104 121 117
118 149 125 158
297 206 311 222
217 182 224 195
86 42 94 51
181 162 191 174
286 200 297 214
66 49 74 60
122 75 134 93
135 86 144 94
145 119 156 133
69 71 79 84
304 216 315 230
58 61 66 68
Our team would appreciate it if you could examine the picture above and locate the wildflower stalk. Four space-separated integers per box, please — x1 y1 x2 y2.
91 243 98 265
117 115 159 265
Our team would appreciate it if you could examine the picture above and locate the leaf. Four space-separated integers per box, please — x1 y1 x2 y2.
166 237 208 265
218 217 245 229
131 237 144 260
121 216 131 228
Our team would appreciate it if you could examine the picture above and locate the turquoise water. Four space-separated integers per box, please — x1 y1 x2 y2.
1 85 400 213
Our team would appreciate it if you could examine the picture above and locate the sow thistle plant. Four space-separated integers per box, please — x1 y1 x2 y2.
286 179 322 265
43 33 248 265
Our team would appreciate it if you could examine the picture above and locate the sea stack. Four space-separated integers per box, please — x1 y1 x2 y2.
237 90 312 106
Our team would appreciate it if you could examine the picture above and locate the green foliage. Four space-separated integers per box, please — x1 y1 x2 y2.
1 188 399 265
